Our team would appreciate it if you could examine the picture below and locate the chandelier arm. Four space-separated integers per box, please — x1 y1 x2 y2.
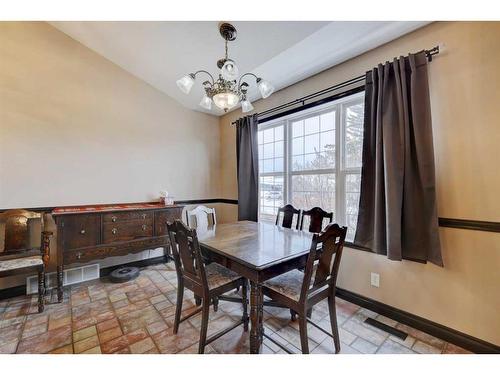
238 73 260 89
193 70 215 85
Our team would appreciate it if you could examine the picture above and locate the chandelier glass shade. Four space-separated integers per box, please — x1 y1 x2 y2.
176 23 274 113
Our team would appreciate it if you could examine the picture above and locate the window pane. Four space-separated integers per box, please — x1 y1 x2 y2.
304 116 320 135
263 143 274 159
274 126 284 141
304 153 318 169
258 144 263 159
346 173 361 192
304 133 319 154
274 157 284 173
263 128 274 143
274 141 284 158
259 176 284 222
292 120 304 137
258 131 263 144
345 173 361 240
320 111 335 131
344 101 364 168
291 175 303 192
292 137 303 156
291 173 335 216
320 130 335 151
263 159 273 173
292 155 304 171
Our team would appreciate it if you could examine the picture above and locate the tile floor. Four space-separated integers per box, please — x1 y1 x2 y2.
0 263 471 354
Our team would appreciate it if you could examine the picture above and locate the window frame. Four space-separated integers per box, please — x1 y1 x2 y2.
257 91 364 240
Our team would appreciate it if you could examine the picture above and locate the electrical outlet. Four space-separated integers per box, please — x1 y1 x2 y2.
370 272 380 288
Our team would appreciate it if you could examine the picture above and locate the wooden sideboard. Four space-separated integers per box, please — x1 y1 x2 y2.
52 203 183 302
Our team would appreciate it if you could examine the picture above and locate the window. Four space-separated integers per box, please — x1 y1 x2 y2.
258 92 364 241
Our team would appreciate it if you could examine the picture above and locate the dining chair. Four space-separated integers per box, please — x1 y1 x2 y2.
300 206 334 233
0 210 52 313
262 223 347 354
275 204 301 230
167 219 248 354
186 205 216 230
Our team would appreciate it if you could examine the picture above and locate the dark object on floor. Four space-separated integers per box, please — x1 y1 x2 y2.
364 317 408 340
109 266 140 283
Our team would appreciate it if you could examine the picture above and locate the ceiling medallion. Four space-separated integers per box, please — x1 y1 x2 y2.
176 22 275 113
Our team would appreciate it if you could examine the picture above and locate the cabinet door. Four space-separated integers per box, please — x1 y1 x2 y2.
60 214 101 250
154 208 184 236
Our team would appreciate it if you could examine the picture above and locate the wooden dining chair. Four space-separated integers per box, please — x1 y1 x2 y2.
186 205 216 230
167 219 248 353
262 223 347 354
300 206 333 233
275 204 301 230
0 210 52 313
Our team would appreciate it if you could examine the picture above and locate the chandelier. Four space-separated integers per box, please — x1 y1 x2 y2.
176 22 275 113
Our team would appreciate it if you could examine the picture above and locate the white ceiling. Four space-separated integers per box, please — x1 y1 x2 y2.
50 21 430 116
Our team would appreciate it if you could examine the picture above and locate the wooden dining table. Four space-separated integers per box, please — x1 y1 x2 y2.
197 220 314 354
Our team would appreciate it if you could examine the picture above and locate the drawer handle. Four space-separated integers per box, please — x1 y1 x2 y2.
112 228 117 235
142 224 147 231
142 214 147 219
111 216 117 222
76 252 82 259
80 229 86 235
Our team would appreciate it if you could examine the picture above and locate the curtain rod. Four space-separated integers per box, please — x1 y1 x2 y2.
231 45 440 126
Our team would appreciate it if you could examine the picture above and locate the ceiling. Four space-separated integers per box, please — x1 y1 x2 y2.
50 21 430 116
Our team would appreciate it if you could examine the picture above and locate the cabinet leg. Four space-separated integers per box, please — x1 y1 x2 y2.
57 265 64 302
38 268 45 313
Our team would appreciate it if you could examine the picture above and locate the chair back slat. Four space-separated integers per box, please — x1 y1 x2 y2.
167 220 207 290
300 207 333 233
186 205 216 231
275 204 301 230
299 223 347 302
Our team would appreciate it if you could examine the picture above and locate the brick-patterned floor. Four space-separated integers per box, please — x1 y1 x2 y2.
0 263 471 354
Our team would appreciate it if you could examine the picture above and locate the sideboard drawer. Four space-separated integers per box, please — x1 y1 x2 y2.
102 220 153 244
61 214 100 250
103 211 153 223
155 208 184 236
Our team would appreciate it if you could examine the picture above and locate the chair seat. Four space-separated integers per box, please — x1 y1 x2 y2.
263 266 318 302
0 256 43 272
205 262 242 290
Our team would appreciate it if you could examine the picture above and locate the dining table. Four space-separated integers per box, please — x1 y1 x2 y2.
197 220 314 354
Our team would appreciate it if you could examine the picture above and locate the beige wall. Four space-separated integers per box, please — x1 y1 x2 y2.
0 22 220 287
219 22 500 344
0 22 220 209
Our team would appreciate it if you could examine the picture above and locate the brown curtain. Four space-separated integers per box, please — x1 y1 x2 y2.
354 51 443 266
236 114 259 221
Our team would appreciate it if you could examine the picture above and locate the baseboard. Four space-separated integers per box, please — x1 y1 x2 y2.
336 287 500 354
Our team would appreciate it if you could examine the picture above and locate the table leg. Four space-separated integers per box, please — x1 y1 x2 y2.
250 281 263 354
57 265 64 302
